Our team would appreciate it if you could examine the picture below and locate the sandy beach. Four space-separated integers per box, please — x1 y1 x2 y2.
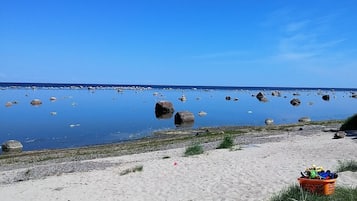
0 126 356 201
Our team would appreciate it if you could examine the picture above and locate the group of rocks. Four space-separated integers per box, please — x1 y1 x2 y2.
155 101 195 127
254 91 333 106
5 97 58 107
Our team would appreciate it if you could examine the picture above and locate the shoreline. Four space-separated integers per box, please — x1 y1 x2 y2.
0 121 356 201
0 121 345 178
0 120 342 166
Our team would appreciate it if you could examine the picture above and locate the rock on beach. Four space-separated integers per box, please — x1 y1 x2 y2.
1 140 23 153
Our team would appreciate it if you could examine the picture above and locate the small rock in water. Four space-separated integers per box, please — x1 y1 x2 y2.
198 111 207 117
5 102 13 107
298 117 311 123
178 95 187 102
50 112 57 116
265 118 274 125
31 99 42 106
50 96 57 102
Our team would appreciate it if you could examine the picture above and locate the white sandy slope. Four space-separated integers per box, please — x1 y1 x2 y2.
0 132 356 201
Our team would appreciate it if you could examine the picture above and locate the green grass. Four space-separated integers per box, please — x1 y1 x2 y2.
337 160 357 172
340 114 357 131
270 185 357 201
184 143 204 156
217 135 234 149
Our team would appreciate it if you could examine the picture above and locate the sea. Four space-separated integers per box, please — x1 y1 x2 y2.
1 82 356 152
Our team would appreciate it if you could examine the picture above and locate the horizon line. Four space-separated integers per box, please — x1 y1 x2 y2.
0 81 356 91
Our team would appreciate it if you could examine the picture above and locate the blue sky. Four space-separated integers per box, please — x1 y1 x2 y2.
1 0 356 88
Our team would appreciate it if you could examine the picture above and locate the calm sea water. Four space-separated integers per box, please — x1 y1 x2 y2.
1 83 356 152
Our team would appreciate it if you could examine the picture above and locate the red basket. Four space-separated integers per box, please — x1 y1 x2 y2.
298 178 336 195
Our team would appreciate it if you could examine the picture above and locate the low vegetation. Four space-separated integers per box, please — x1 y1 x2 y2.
216 135 234 149
270 185 357 201
120 165 143 176
340 113 357 131
337 160 357 172
184 143 204 156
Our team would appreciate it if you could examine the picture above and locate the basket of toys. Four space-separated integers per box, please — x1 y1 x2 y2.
298 165 338 195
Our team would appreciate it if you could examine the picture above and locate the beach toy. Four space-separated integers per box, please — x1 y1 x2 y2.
309 170 317 179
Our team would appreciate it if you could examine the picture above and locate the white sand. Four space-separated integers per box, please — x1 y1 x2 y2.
1 132 356 201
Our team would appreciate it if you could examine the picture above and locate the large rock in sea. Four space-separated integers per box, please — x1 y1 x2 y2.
2 140 23 153
155 101 174 119
290 98 301 106
175 111 194 127
322 95 330 101
256 92 268 102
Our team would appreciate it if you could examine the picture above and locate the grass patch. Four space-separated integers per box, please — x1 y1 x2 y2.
184 143 204 156
340 114 357 131
270 184 357 201
337 160 357 172
217 135 234 149
120 165 143 176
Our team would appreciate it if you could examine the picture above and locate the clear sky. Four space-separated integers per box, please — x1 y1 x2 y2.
1 0 356 88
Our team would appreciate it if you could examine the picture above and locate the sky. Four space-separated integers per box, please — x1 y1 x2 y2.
1 0 357 88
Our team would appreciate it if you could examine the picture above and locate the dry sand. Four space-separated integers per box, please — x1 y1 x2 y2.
0 129 356 201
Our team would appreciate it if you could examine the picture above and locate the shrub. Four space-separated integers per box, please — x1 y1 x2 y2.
217 135 234 149
184 143 204 156
340 114 357 131
120 165 143 176
337 160 357 172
